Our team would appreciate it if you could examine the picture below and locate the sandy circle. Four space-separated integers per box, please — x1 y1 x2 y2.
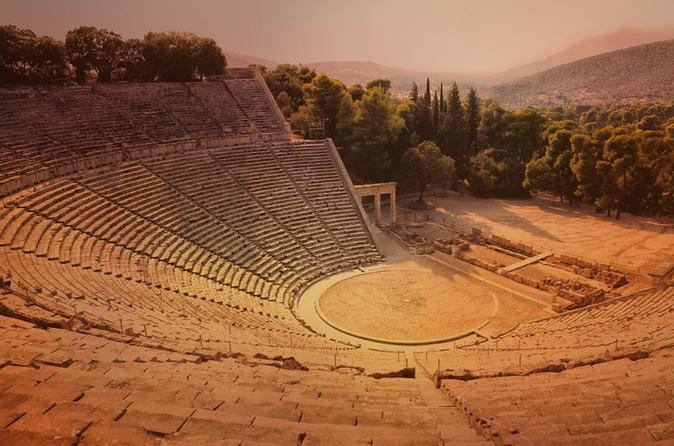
318 269 494 342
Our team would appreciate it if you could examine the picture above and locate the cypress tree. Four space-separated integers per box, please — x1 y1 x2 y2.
465 87 481 155
414 79 433 142
439 83 445 113
432 91 439 139
409 81 419 102
438 81 467 175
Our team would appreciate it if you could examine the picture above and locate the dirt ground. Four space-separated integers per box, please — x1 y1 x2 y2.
403 192 674 274
319 269 494 341
310 228 553 344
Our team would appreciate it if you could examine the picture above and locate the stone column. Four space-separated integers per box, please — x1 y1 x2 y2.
374 193 382 226
390 190 397 224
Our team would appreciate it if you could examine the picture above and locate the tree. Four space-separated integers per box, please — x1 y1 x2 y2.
637 114 659 131
0 25 29 81
143 31 196 81
467 150 511 197
570 134 602 210
523 157 555 194
1 25 67 82
141 31 223 81
276 91 292 117
432 91 439 138
297 73 349 138
350 87 404 181
502 108 545 170
602 134 638 219
478 100 507 150
366 78 391 92
65 26 98 82
65 26 124 82
32 36 67 80
195 38 226 79
119 39 149 81
393 99 416 172
401 141 456 203
639 132 674 213
95 29 124 81
465 87 480 155
289 105 315 137
414 80 433 142
548 129 577 203
472 100 539 198
595 158 618 218
438 82 466 173
348 83 365 102
263 64 316 113
409 81 419 102
523 129 576 203
334 93 356 148
439 82 445 113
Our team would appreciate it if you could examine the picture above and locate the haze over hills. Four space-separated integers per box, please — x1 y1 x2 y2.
493 26 674 83
493 39 674 107
301 61 488 90
225 52 279 70
225 56 484 91
227 27 674 104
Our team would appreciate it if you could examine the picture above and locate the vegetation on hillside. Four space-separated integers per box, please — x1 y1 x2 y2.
494 39 674 107
524 104 674 217
1 25 226 83
265 64 673 216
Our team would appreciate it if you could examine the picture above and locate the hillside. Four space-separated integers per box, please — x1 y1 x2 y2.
304 61 487 90
493 39 674 107
225 52 278 69
494 27 674 83
227 28 674 101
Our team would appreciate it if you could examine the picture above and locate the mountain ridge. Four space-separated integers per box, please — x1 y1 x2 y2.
493 26 674 83
493 38 674 106
225 27 674 104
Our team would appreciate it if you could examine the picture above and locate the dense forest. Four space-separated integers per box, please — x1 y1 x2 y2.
1 25 672 217
0 25 226 82
264 64 674 217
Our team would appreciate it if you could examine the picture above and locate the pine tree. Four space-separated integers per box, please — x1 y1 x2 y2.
424 78 431 104
602 134 638 219
570 134 602 210
350 88 404 181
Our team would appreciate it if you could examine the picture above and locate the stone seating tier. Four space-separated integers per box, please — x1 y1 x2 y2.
0 73 289 197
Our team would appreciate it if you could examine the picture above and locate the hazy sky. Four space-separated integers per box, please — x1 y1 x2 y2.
2 0 674 74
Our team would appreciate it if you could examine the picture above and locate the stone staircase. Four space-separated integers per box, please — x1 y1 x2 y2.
413 354 494 445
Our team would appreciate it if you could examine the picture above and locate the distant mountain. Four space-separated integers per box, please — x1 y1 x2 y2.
494 27 674 83
492 39 674 107
224 56 487 95
227 27 674 103
303 61 486 91
225 52 278 69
